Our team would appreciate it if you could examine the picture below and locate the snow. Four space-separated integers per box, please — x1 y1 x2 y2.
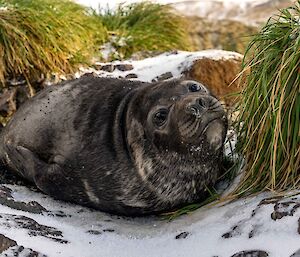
1 185 300 257
76 50 242 82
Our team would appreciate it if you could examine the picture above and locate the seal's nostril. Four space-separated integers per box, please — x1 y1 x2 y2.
186 104 202 117
197 98 207 108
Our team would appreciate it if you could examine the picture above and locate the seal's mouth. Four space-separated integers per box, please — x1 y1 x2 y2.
178 111 226 141
203 118 227 149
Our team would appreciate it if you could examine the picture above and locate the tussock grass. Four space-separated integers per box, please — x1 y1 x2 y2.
233 1 300 195
0 1 192 88
164 1 300 219
96 2 192 60
0 0 106 90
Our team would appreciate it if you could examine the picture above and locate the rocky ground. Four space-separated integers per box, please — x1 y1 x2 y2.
0 182 299 257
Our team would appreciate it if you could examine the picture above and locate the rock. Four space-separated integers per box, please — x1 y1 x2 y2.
102 229 115 233
0 214 68 244
270 200 300 221
222 192 300 240
2 245 47 257
222 225 239 239
0 234 47 256
0 234 17 253
184 56 243 107
172 0 294 26
98 64 115 73
125 73 138 79
175 231 189 239
0 185 47 214
186 17 258 54
152 72 173 82
115 64 134 71
230 250 268 257
87 230 102 235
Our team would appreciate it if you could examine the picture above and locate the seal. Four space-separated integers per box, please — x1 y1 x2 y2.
0 76 227 216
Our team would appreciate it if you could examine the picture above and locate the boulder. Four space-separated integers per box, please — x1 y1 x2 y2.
184 55 243 107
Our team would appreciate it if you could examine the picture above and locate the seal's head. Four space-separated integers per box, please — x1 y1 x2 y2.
125 79 228 211
127 79 227 156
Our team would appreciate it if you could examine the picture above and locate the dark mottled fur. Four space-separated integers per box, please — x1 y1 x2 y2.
0 77 227 216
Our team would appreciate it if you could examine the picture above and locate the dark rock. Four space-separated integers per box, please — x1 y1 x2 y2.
258 196 283 206
115 64 134 71
125 73 138 79
0 214 69 244
271 201 300 221
298 217 300 235
222 225 239 239
0 185 47 214
2 245 47 257
290 249 300 257
154 72 173 82
230 250 269 257
0 234 17 253
81 72 98 78
99 64 115 72
175 231 189 239
87 230 102 235
103 229 115 233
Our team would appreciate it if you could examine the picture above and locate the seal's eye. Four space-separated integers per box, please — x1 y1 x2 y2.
188 83 203 92
153 109 169 127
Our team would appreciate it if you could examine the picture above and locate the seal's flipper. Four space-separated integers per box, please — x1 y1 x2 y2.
5 145 70 198
4 144 38 181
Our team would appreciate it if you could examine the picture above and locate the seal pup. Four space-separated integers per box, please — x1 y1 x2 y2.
0 77 227 216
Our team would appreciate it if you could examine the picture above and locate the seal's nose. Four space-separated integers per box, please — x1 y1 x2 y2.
186 96 214 117
196 98 209 109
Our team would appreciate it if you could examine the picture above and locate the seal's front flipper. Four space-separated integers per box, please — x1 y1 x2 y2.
4 144 40 181
5 145 69 197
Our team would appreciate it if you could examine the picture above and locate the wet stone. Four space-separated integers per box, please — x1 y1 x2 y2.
222 225 239 239
0 214 69 244
103 229 115 233
230 250 269 257
0 234 17 253
115 64 134 71
152 72 173 82
99 64 115 72
125 73 138 79
270 201 300 221
175 231 189 239
87 230 102 235
2 245 47 257
0 185 47 214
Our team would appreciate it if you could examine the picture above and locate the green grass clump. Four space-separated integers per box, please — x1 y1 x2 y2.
0 0 106 91
96 2 192 60
234 1 300 195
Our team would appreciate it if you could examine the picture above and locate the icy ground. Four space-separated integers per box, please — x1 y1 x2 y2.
1 184 300 257
75 49 242 83
0 50 299 257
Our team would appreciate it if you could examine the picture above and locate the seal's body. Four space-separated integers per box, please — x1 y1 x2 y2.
0 77 227 216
